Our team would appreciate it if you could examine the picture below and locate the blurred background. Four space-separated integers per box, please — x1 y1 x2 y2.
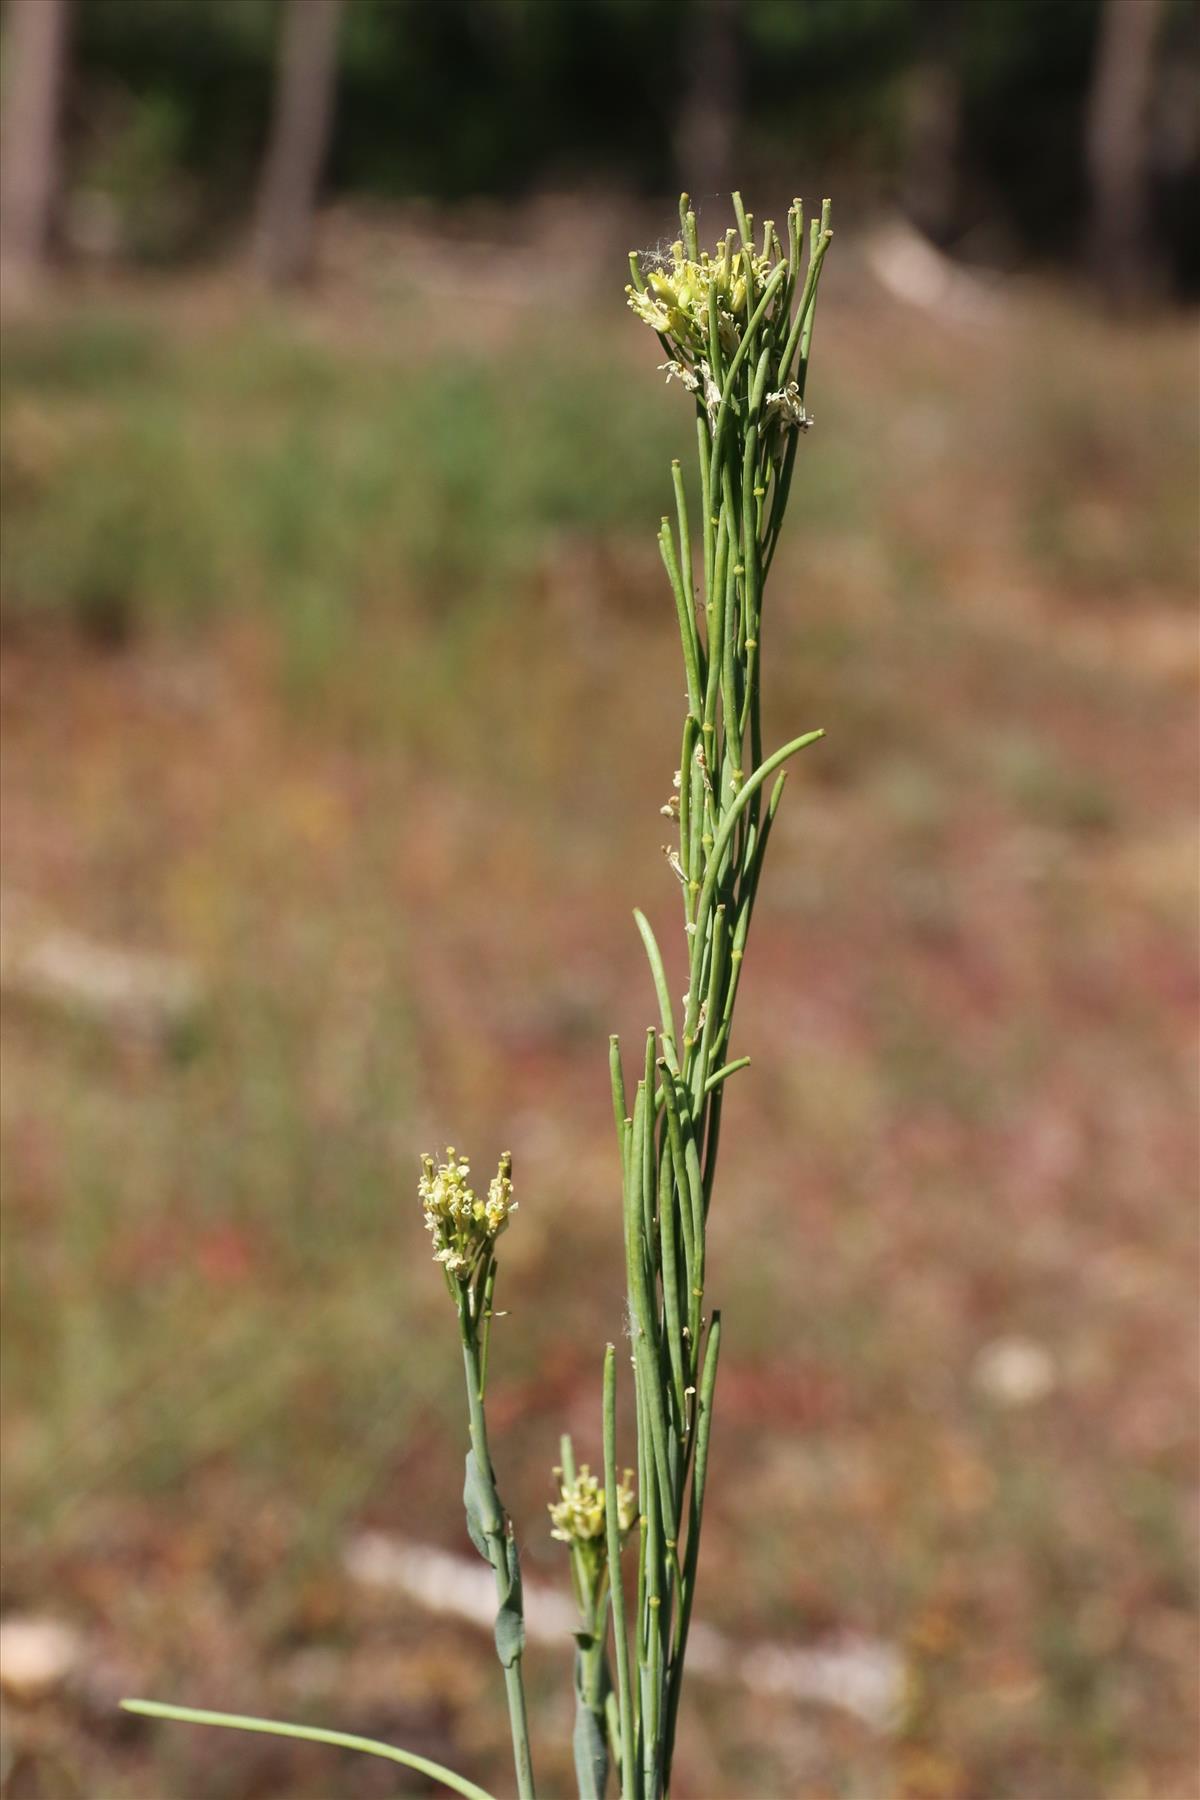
0 2 1197 1796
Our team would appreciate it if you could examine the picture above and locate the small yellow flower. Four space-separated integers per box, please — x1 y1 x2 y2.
420 1148 517 1279
548 1465 637 1547
646 272 679 309
626 232 780 382
614 1471 637 1535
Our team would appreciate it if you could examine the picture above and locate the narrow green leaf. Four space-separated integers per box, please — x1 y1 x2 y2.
119 1702 498 1800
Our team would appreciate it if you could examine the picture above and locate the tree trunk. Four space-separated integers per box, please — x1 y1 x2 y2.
674 0 741 204
900 60 962 248
253 0 345 288
0 0 70 296
1086 0 1165 306
898 0 965 251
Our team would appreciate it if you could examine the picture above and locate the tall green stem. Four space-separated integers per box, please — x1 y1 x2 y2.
614 192 832 1799
459 1300 536 1800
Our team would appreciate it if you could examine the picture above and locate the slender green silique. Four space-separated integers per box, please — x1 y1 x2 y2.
603 1345 637 1800
121 190 831 1800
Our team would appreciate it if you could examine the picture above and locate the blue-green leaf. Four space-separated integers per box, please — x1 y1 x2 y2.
493 1534 526 1668
463 1449 495 1562
572 1697 608 1800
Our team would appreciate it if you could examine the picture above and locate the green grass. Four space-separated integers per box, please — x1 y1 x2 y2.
1 309 681 650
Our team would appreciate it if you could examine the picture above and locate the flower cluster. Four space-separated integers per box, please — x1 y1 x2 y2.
626 236 778 362
548 1464 637 1548
419 1147 516 1278
626 203 828 460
